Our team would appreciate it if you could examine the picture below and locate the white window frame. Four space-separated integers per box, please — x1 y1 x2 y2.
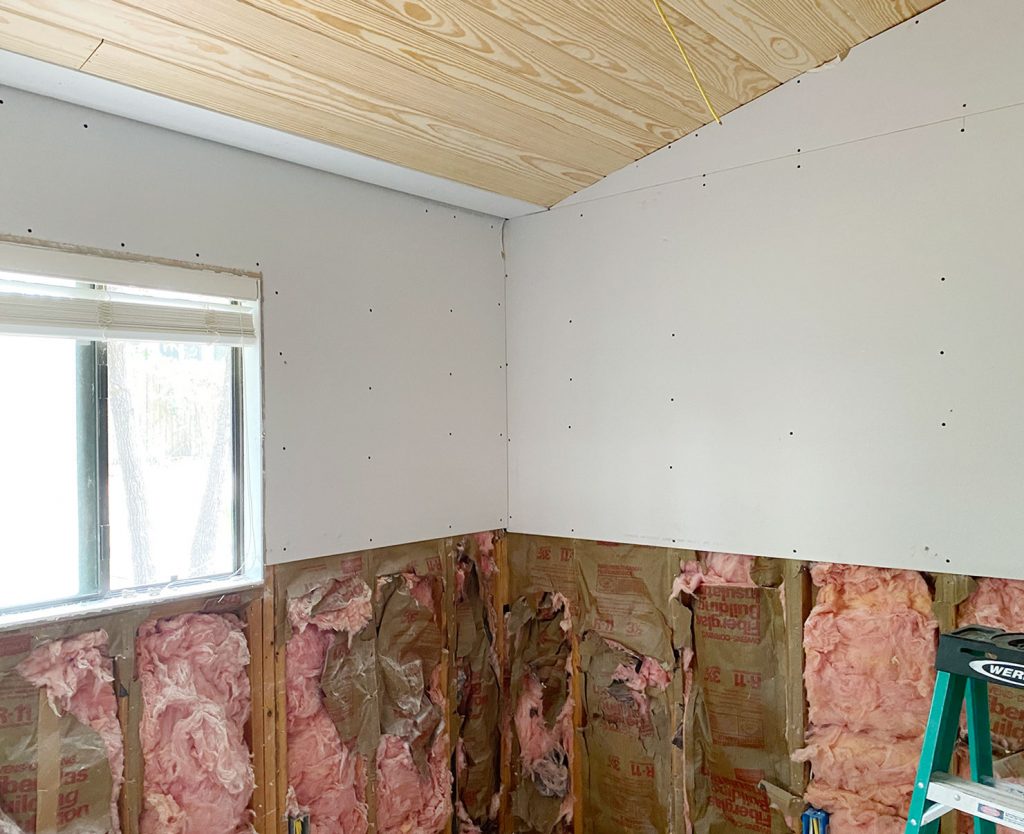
0 241 263 629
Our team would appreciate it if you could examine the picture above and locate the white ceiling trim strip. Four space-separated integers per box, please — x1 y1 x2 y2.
0 49 546 220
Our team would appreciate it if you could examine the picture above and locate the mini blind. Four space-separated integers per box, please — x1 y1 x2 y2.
0 243 258 344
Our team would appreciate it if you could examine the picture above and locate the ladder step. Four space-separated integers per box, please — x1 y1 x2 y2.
925 773 1024 832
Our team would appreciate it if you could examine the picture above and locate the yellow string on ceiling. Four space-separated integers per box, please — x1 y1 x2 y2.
651 0 722 124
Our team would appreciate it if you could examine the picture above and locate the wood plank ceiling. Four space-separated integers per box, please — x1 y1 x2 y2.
0 0 940 206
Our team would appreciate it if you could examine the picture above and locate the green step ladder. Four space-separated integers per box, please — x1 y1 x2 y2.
906 626 1024 833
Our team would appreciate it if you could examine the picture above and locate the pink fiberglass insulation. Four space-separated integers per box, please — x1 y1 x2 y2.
672 551 755 598
286 577 373 834
473 532 498 580
286 627 368 834
514 672 574 803
611 650 672 717
136 612 254 834
288 575 373 640
16 629 124 834
679 645 694 834
796 564 937 834
959 577 1024 632
797 725 919 809
803 563 936 735
375 731 451 834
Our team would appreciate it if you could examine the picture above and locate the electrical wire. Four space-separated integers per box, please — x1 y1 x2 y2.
651 0 721 124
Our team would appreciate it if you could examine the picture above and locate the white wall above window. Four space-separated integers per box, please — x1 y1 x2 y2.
0 85 509 580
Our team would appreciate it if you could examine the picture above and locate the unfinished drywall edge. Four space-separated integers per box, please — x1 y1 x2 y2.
0 49 545 220
504 0 1024 580
0 87 508 566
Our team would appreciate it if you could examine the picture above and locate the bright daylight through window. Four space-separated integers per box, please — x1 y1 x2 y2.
0 243 262 623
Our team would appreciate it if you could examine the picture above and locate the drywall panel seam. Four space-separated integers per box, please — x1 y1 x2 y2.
553 97 1024 214
501 218 511 529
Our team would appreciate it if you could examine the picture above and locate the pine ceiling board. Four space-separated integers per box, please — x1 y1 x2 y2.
471 0 729 127
827 0 910 36
387 0 708 134
457 0 709 119
354 0 700 152
581 0 778 113
242 0 688 162
4 0 596 203
125 0 642 171
0 7 100 68
664 0 830 80
80 40 574 205
23 0 617 180
906 0 944 12
754 0 873 55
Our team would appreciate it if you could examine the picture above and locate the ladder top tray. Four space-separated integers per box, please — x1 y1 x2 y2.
937 626 1024 689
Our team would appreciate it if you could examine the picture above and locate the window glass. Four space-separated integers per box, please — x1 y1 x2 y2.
0 256 260 625
107 341 236 589
0 335 82 608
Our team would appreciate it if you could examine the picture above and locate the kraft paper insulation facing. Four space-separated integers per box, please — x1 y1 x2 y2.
576 541 687 834
283 537 502 834
373 571 451 834
453 534 502 833
505 537 702 834
795 564 937 834
16 531 1024 834
136 612 255 834
677 552 795 834
0 629 122 834
506 538 578 834
285 570 373 834
508 593 574 834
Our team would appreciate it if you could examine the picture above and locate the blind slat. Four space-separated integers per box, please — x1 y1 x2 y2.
0 292 256 343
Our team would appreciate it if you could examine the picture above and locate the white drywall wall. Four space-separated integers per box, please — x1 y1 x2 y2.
0 87 508 565
506 0 1024 579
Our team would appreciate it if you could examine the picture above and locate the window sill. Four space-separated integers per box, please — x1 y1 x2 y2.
0 571 264 633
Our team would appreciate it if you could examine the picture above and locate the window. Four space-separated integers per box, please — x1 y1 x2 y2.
0 243 261 624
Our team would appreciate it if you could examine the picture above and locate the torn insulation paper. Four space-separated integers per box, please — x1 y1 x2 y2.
679 552 793 834
16 630 124 834
0 629 121 834
136 612 254 834
508 592 574 834
287 571 373 834
453 536 501 833
574 540 691 834
795 564 936 834
374 572 451 834
581 634 675 834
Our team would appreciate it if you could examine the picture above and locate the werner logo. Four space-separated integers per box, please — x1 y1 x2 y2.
969 659 1024 687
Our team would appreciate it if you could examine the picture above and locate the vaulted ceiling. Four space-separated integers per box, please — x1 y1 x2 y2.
0 0 939 206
